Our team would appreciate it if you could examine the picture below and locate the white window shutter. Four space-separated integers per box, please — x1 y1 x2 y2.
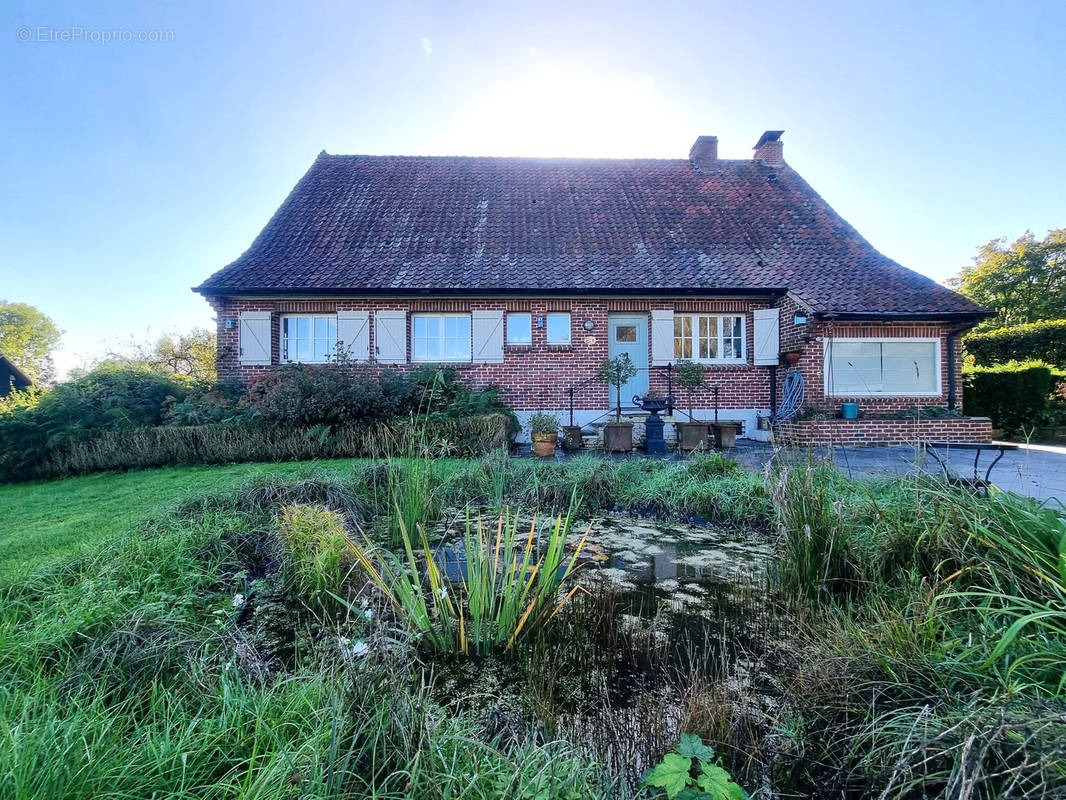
471 310 504 363
753 308 780 366
650 310 674 366
336 311 370 362
374 310 407 364
239 311 271 365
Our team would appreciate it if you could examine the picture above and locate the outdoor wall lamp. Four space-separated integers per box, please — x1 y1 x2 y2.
582 319 595 331
224 318 236 330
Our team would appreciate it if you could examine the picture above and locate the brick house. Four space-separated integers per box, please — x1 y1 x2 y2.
194 131 991 444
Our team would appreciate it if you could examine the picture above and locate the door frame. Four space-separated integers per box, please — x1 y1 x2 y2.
607 313 649 405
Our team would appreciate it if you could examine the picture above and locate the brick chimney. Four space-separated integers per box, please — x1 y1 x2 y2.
688 135 718 172
753 130 784 166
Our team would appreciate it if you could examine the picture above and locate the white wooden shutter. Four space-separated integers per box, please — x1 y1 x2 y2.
336 311 370 362
471 310 504 363
753 308 780 366
650 309 674 366
239 311 271 365
374 310 407 364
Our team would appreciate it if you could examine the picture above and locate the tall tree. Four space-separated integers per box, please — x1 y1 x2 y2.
0 301 62 384
105 328 217 381
950 229 1066 328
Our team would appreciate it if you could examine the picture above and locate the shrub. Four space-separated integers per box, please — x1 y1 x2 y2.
963 361 1056 432
0 365 192 480
966 320 1066 368
248 364 411 425
162 379 250 425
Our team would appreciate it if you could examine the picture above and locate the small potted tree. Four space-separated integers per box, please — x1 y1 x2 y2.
529 412 560 457
674 360 710 451
598 355 638 452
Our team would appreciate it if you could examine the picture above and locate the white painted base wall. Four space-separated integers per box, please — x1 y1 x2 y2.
512 409 773 444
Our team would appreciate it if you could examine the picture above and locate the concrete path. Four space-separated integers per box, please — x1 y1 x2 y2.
730 440 1066 505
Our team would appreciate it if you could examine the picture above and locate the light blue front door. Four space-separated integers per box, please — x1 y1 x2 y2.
607 314 649 406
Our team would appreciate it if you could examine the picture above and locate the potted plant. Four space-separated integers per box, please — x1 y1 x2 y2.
781 347 803 367
598 355 638 452
673 361 710 450
528 412 560 457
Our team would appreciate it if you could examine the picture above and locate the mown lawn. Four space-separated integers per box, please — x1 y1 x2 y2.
0 459 360 583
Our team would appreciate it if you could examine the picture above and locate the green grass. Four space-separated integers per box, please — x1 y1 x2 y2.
0 459 361 583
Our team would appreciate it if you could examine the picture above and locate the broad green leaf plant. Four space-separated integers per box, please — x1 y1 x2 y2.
643 734 746 800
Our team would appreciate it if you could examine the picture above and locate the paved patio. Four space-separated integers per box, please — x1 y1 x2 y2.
513 440 1066 504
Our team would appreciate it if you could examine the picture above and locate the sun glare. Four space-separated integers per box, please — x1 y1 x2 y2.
437 63 697 159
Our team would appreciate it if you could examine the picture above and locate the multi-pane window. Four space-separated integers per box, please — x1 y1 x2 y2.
546 313 571 345
507 313 532 345
673 314 745 362
827 339 939 395
281 315 337 363
412 314 472 362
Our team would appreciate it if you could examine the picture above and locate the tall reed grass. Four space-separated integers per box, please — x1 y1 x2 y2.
348 506 591 655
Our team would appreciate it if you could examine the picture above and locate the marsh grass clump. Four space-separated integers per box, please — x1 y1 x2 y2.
277 504 354 615
770 462 857 601
177 473 371 528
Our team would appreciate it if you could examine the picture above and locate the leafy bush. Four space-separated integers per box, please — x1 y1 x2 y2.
0 365 192 480
966 319 1066 367
249 364 411 425
161 379 249 425
963 361 1057 432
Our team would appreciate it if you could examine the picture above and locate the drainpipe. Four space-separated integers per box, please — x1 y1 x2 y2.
946 321 979 411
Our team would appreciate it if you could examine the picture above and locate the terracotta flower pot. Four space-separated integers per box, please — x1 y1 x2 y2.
531 432 558 457
677 421 710 451
782 351 802 366
603 423 634 453
562 425 584 450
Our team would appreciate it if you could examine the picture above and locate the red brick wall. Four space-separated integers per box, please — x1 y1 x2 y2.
206 295 965 416
778 416 992 446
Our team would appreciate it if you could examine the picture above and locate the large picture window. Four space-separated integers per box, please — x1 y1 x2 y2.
826 339 940 396
281 315 337 363
673 314 745 363
412 314 471 362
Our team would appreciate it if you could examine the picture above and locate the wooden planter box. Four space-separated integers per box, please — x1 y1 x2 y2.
603 423 634 453
711 422 738 449
676 421 710 451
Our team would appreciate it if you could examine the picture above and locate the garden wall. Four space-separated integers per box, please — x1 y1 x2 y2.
777 416 992 446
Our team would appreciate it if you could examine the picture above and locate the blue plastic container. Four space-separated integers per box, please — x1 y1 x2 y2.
840 402 860 419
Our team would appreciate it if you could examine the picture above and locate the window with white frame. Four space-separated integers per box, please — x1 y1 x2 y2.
507 312 532 345
546 313 571 345
281 315 337 363
673 314 745 362
412 314 471 362
826 339 940 396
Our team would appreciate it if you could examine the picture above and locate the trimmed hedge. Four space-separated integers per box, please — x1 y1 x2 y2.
965 320 1066 368
962 362 1055 433
24 414 514 480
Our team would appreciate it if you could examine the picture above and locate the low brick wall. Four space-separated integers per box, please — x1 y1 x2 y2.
778 416 993 446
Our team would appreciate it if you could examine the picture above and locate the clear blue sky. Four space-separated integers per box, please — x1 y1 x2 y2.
3 0 1063 375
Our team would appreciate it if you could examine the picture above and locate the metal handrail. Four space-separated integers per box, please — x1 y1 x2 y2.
564 363 680 427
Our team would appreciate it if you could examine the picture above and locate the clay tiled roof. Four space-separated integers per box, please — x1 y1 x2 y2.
195 152 984 317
